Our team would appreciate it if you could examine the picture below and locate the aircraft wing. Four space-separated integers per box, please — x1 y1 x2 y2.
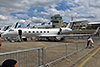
60 34 91 37
70 19 88 23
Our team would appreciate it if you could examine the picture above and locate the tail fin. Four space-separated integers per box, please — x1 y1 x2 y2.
66 19 88 29
27 23 30 27
66 22 74 29
14 22 19 28
18 25 21 28
11 22 19 28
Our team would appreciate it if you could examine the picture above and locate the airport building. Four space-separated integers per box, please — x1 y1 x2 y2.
88 22 100 29
73 23 88 30
51 14 63 28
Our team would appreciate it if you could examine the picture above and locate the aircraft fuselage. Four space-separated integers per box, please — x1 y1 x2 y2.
2 28 72 40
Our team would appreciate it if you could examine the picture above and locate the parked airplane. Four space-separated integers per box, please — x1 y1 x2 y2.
1 20 99 42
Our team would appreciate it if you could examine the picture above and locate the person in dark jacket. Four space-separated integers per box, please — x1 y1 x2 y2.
1 59 18 67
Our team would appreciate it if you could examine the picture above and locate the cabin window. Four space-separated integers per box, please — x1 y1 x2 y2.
47 31 49 33
29 31 31 33
40 31 42 33
37 31 38 33
33 31 35 33
44 31 46 33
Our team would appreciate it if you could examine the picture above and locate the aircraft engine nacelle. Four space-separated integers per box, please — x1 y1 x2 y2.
59 28 72 34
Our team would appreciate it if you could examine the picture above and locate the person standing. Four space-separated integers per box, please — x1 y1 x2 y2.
87 36 94 48
86 36 91 48
89 37 94 48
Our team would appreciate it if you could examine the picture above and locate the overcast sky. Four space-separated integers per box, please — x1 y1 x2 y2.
0 0 100 28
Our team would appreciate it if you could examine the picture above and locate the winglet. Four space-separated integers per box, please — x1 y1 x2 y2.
92 27 99 35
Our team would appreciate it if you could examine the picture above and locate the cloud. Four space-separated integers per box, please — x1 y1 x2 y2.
16 14 30 18
0 15 19 28
33 9 37 15
74 14 96 18
0 22 8 27
40 8 65 19
1 0 100 28
64 9 96 18
40 7 96 22
0 0 62 14
0 0 30 14
89 0 100 8
0 15 8 21
29 17 49 25
27 0 62 6
40 12 51 19
71 6 85 12
74 0 89 7
18 19 26 23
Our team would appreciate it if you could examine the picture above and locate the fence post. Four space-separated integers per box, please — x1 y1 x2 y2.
19 52 20 67
76 42 78 53
38 49 40 66
83 41 86 49
66 44 68 57
65 43 71 59
42 48 45 66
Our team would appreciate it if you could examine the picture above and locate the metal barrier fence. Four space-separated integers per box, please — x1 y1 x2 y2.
0 36 100 67
44 41 86 67
0 47 43 67
92 36 100 44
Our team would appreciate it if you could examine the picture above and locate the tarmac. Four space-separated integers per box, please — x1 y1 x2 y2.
51 40 100 67
0 37 100 67
71 43 100 67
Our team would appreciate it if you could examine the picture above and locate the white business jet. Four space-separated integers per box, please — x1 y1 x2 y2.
1 21 99 42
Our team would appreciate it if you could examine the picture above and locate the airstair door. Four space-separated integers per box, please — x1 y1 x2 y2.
18 30 23 42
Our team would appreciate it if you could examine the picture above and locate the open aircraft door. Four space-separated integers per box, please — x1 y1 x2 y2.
18 30 27 41
18 29 22 35
18 29 23 42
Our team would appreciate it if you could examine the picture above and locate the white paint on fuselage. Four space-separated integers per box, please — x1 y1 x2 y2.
2 27 72 38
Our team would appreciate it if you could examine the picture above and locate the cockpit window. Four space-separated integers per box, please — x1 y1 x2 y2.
9 29 14 32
